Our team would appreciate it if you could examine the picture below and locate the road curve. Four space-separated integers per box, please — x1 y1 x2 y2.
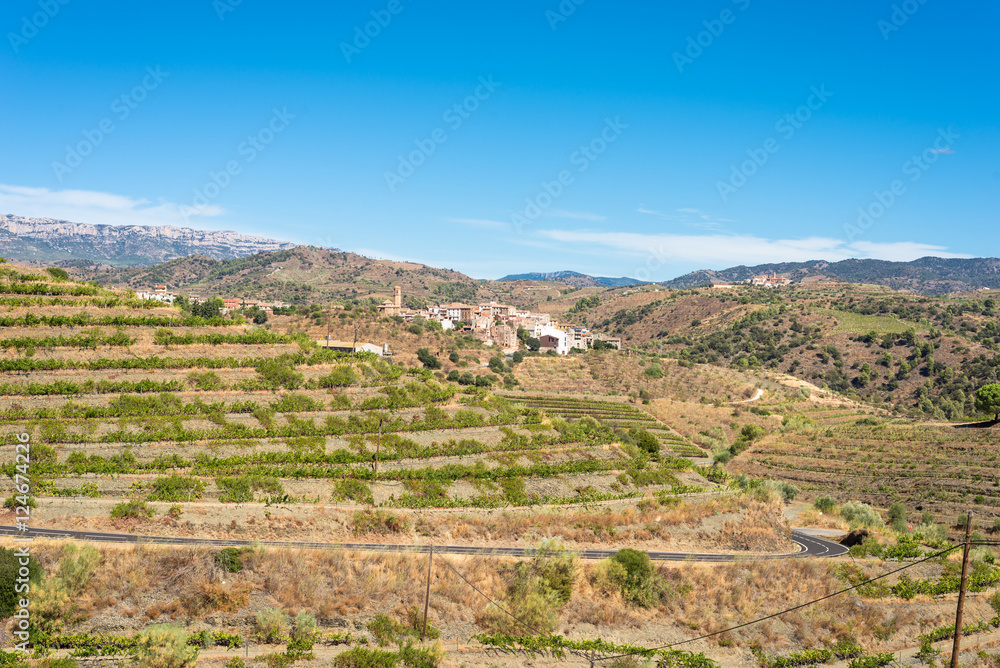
0 525 847 561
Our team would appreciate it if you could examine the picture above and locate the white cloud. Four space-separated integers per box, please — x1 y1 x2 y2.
0 184 225 228
537 229 971 267
638 206 728 230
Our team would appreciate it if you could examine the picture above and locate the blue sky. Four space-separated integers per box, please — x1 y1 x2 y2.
2 1 997 280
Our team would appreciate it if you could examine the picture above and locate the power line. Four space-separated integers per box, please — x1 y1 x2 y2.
437 554 596 664
594 542 970 663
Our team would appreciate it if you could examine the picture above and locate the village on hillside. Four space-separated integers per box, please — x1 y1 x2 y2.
134 283 622 357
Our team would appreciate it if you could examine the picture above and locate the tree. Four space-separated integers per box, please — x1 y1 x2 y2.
416 348 441 370
975 384 1000 421
448 351 460 364
511 351 524 364
526 337 541 352
488 356 505 374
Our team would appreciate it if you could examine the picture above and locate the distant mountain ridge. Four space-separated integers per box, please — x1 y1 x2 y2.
499 270 644 288
662 257 1000 294
0 214 297 266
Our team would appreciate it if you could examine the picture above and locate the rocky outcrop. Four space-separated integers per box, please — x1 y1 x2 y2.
0 214 298 266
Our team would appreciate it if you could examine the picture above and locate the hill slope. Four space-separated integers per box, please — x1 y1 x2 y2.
663 257 1000 294
72 246 508 306
499 270 644 288
0 213 297 266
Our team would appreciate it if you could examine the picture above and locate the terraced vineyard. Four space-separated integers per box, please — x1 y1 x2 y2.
504 395 709 459
0 268 710 548
730 414 1000 522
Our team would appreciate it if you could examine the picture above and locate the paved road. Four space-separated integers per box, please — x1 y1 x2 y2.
0 525 848 561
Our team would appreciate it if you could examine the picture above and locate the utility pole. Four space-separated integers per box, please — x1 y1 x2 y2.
422 544 433 642
951 512 974 668
373 420 380 477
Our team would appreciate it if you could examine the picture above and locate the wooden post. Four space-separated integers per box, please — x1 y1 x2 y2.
950 512 973 668
374 418 383 477
422 545 433 642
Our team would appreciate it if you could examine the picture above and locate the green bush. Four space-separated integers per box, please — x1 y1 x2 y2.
332 478 375 505
292 610 316 642
147 475 206 502
479 540 577 634
133 626 200 668
255 608 289 643
416 348 441 369
814 496 837 513
773 481 800 503
110 499 154 520
214 547 249 573
628 427 660 457
841 501 885 529
600 548 666 608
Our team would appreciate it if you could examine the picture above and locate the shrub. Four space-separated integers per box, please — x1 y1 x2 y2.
478 540 576 634
0 547 41 617
599 548 666 608
841 501 885 529
110 499 154 520
352 509 410 535
332 478 375 505
774 481 800 503
186 371 223 390
416 348 441 369
644 365 664 378
133 626 200 668
255 608 289 643
292 611 318 642
628 427 660 456
814 496 837 513
148 475 206 502
3 495 36 510
214 547 249 573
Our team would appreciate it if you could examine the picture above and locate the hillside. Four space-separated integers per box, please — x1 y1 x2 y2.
663 257 1000 294
562 282 1000 420
3 260 1000 666
0 214 297 266
70 246 483 306
68 246 610 309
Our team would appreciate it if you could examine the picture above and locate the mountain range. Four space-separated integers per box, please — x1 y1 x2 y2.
4 214 997 296
661 257 1000 294
498 270 644 288
0 214 296 266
